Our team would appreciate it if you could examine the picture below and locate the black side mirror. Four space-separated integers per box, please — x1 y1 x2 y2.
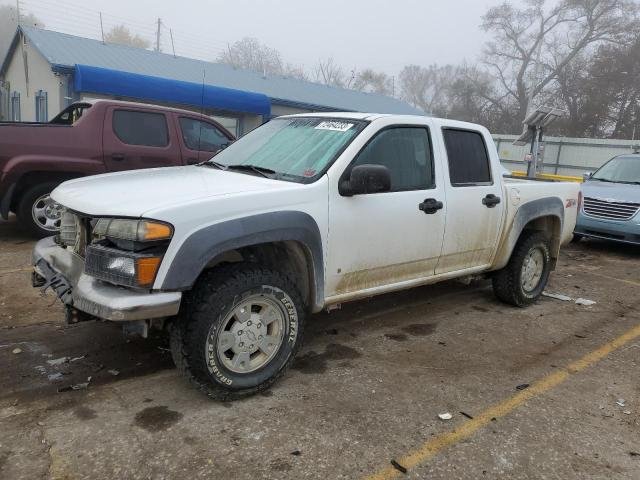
339 164 391 196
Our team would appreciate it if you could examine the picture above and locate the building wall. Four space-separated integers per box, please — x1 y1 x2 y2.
2 34 62 122
270 104 311 117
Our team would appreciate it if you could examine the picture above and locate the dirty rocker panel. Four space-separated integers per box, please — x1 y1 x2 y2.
161 211 324 311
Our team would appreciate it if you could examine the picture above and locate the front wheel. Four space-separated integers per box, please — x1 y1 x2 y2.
492 231 551 307
17 182 63 238
170 264 306 400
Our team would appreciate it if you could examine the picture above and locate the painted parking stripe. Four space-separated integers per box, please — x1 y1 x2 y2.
582 270 640 288
364 322 640 480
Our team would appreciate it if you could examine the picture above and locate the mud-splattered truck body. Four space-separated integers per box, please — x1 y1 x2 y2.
32 113 580 399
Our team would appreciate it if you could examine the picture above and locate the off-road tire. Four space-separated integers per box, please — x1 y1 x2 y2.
170 264 306 401
492 231 551 307
17 182 61 238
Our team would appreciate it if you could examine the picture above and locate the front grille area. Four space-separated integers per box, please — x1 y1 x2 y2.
57 210 89 256
583 197 640 221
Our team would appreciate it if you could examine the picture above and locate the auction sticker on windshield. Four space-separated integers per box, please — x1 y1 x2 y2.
315 121 354 132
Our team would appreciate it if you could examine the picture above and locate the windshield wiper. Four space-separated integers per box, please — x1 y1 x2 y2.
225 164 276 178
198 160 227 170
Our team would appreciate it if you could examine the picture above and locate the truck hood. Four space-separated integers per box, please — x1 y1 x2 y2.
52 166 294 217
582 179 640 203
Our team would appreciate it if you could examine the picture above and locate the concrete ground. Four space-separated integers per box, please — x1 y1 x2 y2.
1 216 639 480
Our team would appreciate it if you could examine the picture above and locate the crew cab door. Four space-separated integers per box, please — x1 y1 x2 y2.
103 106 181 171
326 123 446 297
435 127 505 274
175 116 234 164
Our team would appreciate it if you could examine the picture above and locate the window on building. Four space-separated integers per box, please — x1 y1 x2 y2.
11 92 21 122
443 128 492 186
179 118 231 152
112 110 169 147
351 127 434 192
35 90 48 122
212 115 239 137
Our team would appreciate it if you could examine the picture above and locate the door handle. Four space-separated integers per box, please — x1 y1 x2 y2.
111 153 125 161
482 194 501 208
418 198 443 214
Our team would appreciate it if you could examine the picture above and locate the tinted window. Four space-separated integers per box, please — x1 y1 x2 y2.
113 110 169 147
179 118 230 152
352 127 433 192
443 129 492 186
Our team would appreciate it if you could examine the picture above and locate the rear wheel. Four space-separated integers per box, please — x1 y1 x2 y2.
17 182 63 238
170 264 305 400
492 231 551 307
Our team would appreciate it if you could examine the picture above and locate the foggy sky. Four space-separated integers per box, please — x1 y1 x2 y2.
4 0 523 75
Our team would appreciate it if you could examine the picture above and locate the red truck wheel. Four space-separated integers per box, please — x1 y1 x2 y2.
17 182 63 238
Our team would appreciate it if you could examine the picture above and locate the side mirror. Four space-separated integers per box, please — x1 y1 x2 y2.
583 171 592 182
339 164 391 196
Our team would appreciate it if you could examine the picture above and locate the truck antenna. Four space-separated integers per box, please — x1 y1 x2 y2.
198 69 206 154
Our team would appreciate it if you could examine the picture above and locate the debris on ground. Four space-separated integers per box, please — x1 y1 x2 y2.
630 452 640 457
542 292 572 301
70 355 86 362
616 399 626 407
58 376 92 392
543 292 597 306
12 347 22 354
460 411 474 419
438 412 452 420
575 298 596 306
390 459 408 474
108 369 120 376
623 410 632 415
47 373 63 381
516 384 530 391
290 450 301 456
46 356 69 366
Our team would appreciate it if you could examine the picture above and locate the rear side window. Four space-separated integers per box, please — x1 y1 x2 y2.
443 129 492 186
113 110 169 147
179 117 230 152
352 127 434 192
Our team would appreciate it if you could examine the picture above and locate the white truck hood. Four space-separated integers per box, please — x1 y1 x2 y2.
52 166 292 217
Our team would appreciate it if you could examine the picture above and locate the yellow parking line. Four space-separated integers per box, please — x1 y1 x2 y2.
583 271 640 288
364 322 640 480
0 266 32 276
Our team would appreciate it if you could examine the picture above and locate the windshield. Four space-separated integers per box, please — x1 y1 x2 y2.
207 117 366 182
591 156 640 184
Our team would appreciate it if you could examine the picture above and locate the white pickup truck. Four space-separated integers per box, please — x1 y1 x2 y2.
32 113 580 399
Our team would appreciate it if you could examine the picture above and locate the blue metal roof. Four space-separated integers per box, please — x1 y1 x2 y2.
75 64 271 115
10 26 423 115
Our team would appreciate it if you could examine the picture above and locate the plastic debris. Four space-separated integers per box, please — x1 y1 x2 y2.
390 459 408 474
438 412 452 420
460 411 474 419
108 369 120 376
623 410 631 415
46 357 69 366
575 298 596 306
12 348 22 354
516 383 530 391
70 356 86 362
616 399 626 407
542 292 572 301
58 376 92 393
48 373 63 381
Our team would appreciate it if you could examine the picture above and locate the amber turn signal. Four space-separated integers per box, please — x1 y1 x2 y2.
136 256 162 287
140 222 173 241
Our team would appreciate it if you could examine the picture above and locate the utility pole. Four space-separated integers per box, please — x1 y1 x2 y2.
16 0 21 26
170 28 176 58
99 12 105 44
155 18 161 52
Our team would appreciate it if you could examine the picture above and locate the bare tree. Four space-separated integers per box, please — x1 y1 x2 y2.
399 64 456 114
352 68 393 95
314 58 346 87
482 0 639 131
104 25 151 49
0 5 44 64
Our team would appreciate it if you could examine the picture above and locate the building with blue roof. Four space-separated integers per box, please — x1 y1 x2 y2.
0 27 423 134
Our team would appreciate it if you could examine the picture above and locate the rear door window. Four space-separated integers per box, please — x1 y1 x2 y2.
179 118 230 152
112 110 169 147
443 129 492 186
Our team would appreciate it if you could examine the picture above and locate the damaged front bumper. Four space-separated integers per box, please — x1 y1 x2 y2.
32 237 182 321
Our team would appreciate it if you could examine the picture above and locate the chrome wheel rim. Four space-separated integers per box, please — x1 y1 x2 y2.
31 193 62 231
210 294 286 374
521 247 544 292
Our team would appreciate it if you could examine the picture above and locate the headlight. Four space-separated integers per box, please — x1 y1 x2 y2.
85 244 162 288
93 218 172 242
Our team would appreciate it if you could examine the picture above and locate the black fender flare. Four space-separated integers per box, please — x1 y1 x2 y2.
493 197 564 271
161 211 324 312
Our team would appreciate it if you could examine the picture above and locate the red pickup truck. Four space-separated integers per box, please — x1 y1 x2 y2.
0 100 235 237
